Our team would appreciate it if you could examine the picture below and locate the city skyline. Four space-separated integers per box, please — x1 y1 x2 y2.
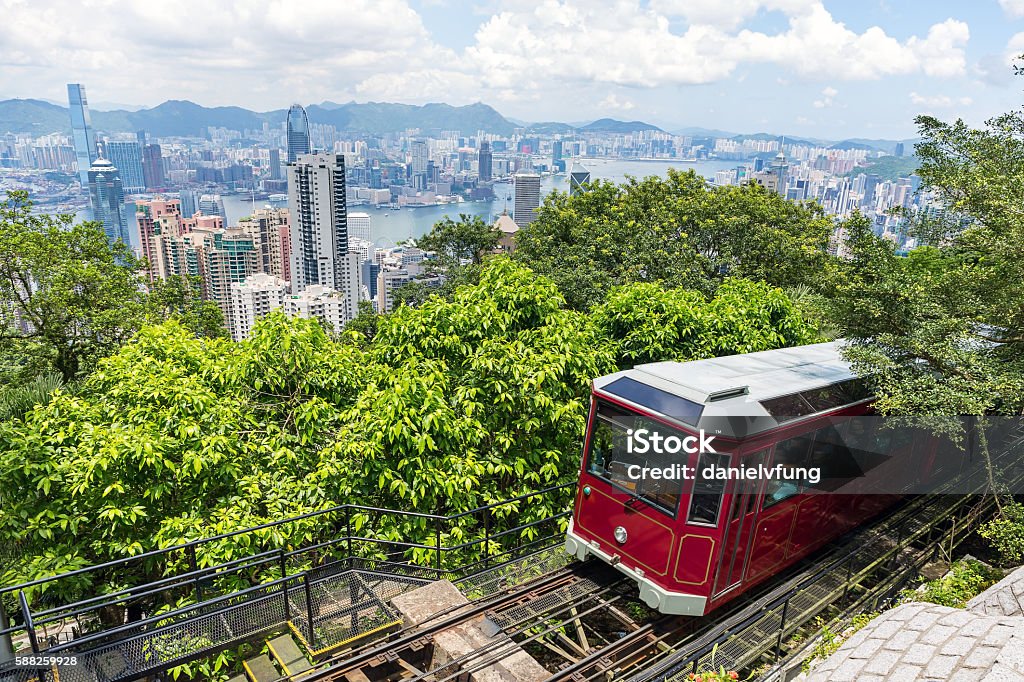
4 1 1024 138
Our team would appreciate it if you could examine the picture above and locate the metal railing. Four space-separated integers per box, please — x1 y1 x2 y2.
0 482 575 682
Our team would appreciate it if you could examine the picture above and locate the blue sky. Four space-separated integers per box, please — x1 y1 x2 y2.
3 0 1024 139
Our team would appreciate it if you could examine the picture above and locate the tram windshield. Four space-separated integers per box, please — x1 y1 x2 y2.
585 400 690 516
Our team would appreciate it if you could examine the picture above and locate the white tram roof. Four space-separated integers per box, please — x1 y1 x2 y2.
593 341 869 439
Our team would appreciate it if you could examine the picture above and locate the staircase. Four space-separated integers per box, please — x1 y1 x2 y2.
233 633 315 682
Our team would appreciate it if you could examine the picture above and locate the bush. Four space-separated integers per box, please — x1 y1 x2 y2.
906 559 1003 608
979 503 1024 565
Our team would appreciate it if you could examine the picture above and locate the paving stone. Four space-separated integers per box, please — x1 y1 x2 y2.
883 665 923 682
940 634 979 657
849 636 885 658
883 629 921 650
862 649 901 675
901 643 937 666
986 662 1024 682
923 653 959 679
868 618 904 638
919 623 958 645
937 609 974 627
962 645 1000 669
828 657 868 681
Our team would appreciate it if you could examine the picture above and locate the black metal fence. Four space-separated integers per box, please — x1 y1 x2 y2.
0 483 574 682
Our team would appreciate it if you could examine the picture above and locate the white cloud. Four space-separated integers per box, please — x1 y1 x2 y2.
598 93 636 111
813 85 838 108
999 0 1024 18
0 0 975 121
909 92 973 108
976 31 1024 85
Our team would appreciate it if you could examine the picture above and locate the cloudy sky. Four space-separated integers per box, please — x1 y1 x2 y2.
3 0 1024 138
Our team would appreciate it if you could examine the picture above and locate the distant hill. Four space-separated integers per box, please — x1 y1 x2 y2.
579 118 663 133
842 155 920 181
673 126 739 138
0 99 518 137
830 140 877 151
526 122 578 134
0 99 70 134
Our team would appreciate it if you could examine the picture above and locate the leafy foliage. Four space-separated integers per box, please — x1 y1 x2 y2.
0 257 811 601
415 214 500 266
513 170 833 309
979 503 1024 565
904 559 1003 608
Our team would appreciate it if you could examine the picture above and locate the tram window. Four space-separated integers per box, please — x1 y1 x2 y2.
763 435 812 507
760 393 815 423
801 384 852 412
602 377 704 425
586 401 684 516
687 452 731 526
807 423 863 491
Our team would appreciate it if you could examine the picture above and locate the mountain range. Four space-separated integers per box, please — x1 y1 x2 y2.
0 98 913 152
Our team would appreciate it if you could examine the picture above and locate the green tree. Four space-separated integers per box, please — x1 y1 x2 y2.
146 275 227 339
513 170 833 309
415 214 500 266
0 191 151 383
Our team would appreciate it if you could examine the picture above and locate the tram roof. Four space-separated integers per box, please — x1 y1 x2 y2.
593 341 869 439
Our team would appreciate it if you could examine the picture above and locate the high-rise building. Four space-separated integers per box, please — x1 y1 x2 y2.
87 159 130 245
513 173 541 226
238 208 291 282
286 105 311 163
478 141 492 182
142 144 164 189
552 140 563 163
102 141 145 193
229 273 288 341
410 139 429 173
136 198 182 281
179 189 199 219
569 164 591 196
284 284 351 333
198 194 226 222
348 212 371 242
287 153 350 295
894 142 905 158
268 148 281 180
67 84 98 187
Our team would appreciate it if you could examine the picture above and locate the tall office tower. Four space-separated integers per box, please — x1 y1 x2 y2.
67 84 98 187
103 141 145 193
770 149 789 197
287 153 350 295
179 188 199 219
348 212 371 242
268 148 282 179
513 173 541 226
229 273 288 341
142 144 164 189
87 159 130 245
238 208 291 282
894 142 905 158
136 130 147 146
569 164 591 196
478 141 492 181
410 139 428 173
286 105 311 163
552 140 563 163
196 227 260 325
861 174 881 209
198 194 226 221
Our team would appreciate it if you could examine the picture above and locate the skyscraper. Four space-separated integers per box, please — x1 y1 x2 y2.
287 153 351 294
286 105 311 163
88 159 130 245
411 139 428 173
513 173 541 226
478 141 492 181
569 163 591 196
348 212 371 242
102 141 145 193
67 84 98 186
142 144 164 189
268 148 281 180
179 188 199 219
198 194 227 221
894 142 905 158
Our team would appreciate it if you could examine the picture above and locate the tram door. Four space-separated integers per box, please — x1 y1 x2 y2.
712 450 766 596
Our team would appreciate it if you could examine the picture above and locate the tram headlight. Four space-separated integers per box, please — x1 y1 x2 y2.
614 526 628 544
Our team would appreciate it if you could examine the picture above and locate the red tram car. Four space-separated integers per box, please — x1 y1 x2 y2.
565 342 953 615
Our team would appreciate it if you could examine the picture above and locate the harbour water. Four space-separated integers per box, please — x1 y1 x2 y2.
223 158 740 247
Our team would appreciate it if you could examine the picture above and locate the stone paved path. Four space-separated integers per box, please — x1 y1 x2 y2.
805 566 1024 681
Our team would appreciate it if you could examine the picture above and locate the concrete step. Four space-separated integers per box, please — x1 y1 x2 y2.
242 654 280 682
268 634 313 676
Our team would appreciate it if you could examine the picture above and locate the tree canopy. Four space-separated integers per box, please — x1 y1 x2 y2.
0 258 815 596
512 169 835 310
